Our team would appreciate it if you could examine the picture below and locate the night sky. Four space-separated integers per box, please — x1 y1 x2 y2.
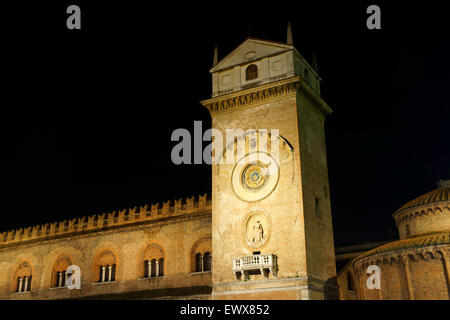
3 1 449 246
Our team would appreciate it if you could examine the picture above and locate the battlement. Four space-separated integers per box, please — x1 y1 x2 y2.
0 194 211 247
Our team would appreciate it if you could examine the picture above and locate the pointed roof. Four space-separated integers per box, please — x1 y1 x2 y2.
210 37 294 73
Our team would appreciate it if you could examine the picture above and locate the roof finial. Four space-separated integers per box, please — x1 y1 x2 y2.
287 22 294 45
312 52 318 72
213 45 218 67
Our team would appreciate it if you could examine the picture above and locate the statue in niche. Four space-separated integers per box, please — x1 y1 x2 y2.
252 220 264 243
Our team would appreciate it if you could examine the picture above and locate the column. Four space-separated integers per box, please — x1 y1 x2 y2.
108 265 113 282
24 276 29 292
18 277 23 293
101 266 106 282
441 250 450 297
357 265 365 300
200 254 204 272
155 260 159 277
58 271 63 287
402 255 414 300
147 260 151 278
377 263 383 300
64 272 69 287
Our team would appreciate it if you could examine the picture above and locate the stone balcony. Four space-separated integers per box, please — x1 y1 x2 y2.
232 254 278 280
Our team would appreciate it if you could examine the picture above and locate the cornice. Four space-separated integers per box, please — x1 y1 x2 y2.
200 76 332 117
393 201 450 225
352 233 450 266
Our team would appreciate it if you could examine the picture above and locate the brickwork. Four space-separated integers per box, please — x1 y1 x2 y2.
0 195 212 299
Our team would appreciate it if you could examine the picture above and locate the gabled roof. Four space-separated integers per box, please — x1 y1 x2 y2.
210 37 294 73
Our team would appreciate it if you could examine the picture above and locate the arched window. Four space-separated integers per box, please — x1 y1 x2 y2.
93 250 117 283
191 237 212 273
51 256 72 288
246 64 258 81
203 252 212 272
13 261 32 293
141 243 164 278
304 68 311 85
347 272 356 293
406 224 411 237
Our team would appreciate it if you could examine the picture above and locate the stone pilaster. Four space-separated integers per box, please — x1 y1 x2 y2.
402 255 414 300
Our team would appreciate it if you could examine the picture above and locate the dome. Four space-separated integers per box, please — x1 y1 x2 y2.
393 181 450 218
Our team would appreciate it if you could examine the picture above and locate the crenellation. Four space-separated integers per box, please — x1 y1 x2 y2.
112 211 119 223
8 230 14 241
186 196 194 209
118 209 127 223
0 194 211 248
129 209 136 220
139 204 148 215
162 200 171 214
199 194 207 208
98 214 106 228
87 215 96 229
62 220 68 232
49 222 57 235
67 219 75 232
19 228 25 240
174 198 182 210
24 227 32 240
107 212 115 225
43 223 50 235
151 203 159 216
35 225 41 237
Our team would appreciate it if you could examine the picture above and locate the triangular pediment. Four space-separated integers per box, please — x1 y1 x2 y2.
210 38 293 73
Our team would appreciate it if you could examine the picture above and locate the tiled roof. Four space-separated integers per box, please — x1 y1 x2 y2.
354 232 450 261
393 185 450 217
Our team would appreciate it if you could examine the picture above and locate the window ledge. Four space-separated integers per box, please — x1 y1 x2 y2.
138 276 165 280
12 291 31 294
50 286 67 290
190 271 212 275
92 281 117 285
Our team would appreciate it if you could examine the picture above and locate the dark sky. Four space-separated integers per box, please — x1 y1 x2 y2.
3 1 449 246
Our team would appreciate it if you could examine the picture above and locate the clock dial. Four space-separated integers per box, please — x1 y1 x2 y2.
231 152 279 202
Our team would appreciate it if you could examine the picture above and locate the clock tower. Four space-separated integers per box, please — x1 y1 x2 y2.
201 33 337 299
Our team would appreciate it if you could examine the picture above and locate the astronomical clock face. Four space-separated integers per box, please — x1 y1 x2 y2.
231 152 280 202
241 161 268 191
